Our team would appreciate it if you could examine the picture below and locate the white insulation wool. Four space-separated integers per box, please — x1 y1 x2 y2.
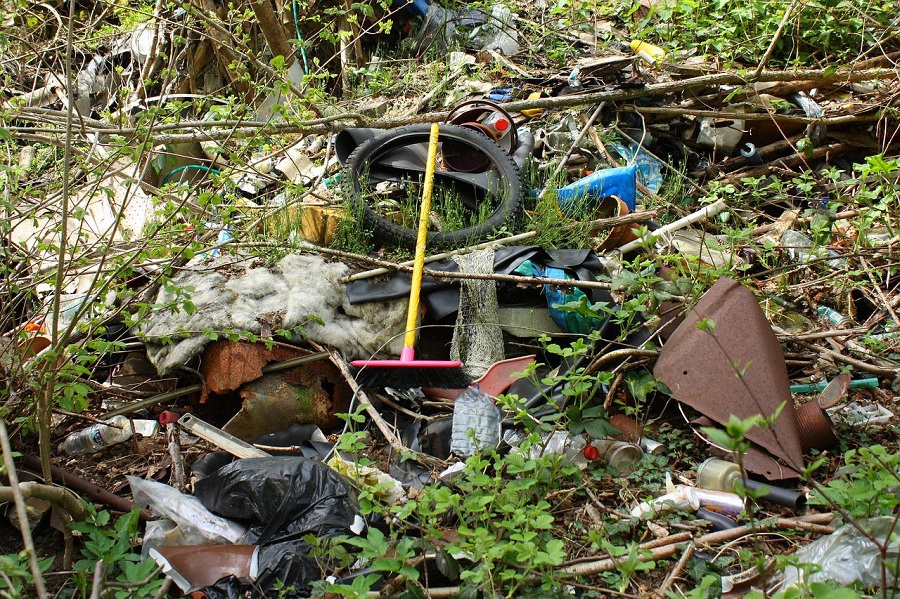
139 253 408 374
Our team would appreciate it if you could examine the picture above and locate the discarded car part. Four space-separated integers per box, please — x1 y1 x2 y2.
447 99 519 154
223 359 353 440
351 125 470 390
342 123 523 249
654 278 806 472
450 386 502 457
795 400 839 450
150 545 256 593
177 413 269 458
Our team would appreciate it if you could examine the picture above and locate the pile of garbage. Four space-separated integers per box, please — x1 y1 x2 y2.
1 0 899 596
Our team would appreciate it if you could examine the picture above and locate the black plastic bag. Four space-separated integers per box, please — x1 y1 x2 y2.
194 457 361 597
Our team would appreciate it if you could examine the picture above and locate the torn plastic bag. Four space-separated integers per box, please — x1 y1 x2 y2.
127 476 247 559
193 457 363 597
190 425 333 481
513 260 606 334
781 516 899 589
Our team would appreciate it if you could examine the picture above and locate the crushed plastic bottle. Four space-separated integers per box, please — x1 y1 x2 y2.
780 229 846 269
450 386 502 457
58 415 133 455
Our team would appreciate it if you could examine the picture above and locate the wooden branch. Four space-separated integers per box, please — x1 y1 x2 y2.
559 515 835 577
0 421 49 599
307 243 613 290
248 0 294 64
722 142 853 183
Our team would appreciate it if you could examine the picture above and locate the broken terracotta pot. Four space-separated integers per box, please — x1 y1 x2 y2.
654 278 807 475
222 358 352 441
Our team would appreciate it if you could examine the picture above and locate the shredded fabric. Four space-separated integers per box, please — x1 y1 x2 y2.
138 253 408 374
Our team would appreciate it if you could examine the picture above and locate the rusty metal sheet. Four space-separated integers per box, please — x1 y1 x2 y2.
223 359 351 440
200 341 309 394
654 278 806 473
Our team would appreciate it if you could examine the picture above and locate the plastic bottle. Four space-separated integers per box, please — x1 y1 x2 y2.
530 430 587 465
58 416 133 455
780 229 846 269
630 40 666 65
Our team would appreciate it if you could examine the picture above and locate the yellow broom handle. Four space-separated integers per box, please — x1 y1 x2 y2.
404 122 440 348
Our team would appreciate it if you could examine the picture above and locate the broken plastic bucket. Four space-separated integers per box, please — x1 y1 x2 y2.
556 164 637 215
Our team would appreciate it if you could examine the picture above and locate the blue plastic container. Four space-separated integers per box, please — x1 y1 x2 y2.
556 164 637 215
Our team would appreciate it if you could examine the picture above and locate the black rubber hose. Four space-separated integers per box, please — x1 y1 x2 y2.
342 123 522 249
743 478 807 512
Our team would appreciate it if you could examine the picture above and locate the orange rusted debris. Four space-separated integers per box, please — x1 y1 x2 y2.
200 340 310 395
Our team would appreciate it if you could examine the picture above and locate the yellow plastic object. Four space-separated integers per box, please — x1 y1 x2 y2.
520 91 544 118
630 39 666 65
402 122 440 350
327 455 406 504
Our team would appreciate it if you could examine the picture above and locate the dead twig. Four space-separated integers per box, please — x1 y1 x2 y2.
656 542 695 596
560 515 834 577
0 420 49 598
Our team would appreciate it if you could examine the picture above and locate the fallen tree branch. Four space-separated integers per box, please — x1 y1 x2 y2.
559 515 835 577
0 421 49 598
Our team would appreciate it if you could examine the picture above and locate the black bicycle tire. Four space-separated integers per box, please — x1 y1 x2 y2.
342 123 522 249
